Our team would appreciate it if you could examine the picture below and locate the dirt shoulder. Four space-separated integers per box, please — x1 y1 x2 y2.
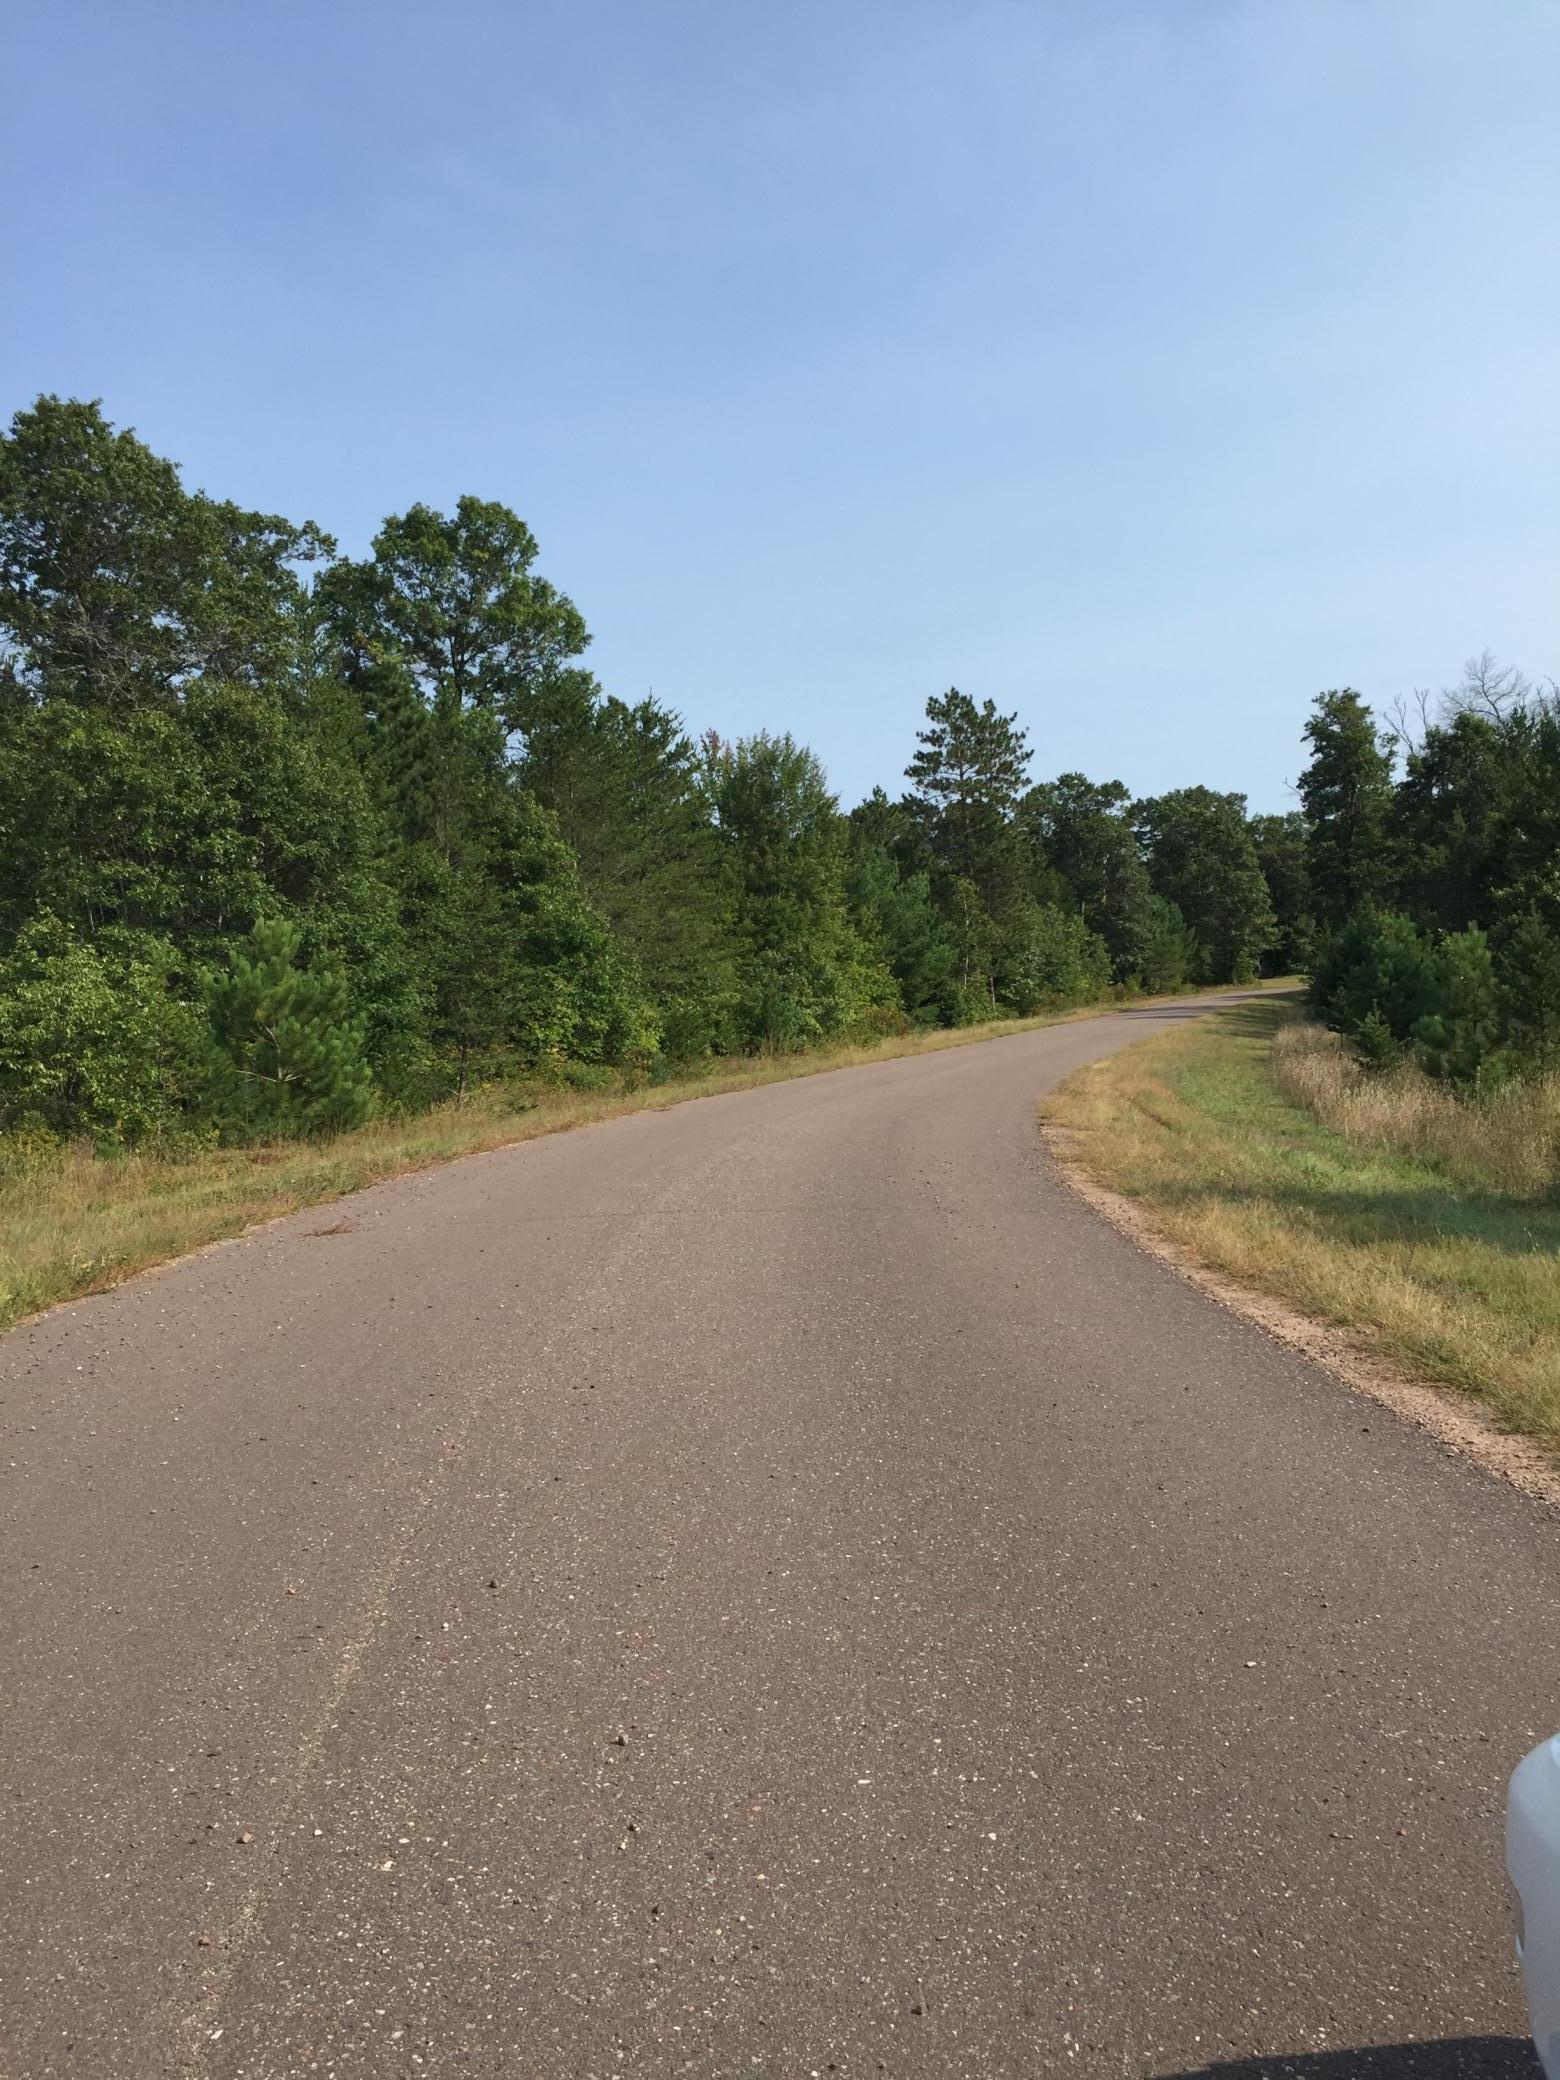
1042 998 1560 1510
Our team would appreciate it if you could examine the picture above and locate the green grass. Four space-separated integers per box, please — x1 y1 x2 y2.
1044 997 1560 1445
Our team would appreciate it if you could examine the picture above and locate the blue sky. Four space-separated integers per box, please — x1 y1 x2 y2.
5 1 1556 811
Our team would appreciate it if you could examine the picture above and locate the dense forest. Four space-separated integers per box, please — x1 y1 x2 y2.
0 397 1555 1148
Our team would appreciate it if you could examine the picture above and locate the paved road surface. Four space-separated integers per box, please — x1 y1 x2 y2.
2 997 1555 2078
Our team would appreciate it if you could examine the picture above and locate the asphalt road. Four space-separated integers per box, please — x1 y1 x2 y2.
2 996 1555 2079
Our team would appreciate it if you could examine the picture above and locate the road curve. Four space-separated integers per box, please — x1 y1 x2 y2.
1 996 1554 2079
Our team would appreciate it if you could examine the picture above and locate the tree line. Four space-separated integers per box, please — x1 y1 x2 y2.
0 398 1552 1146
1301 670 1560 1082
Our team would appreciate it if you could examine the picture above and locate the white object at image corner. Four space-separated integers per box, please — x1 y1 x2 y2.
1508 1734 1560 2077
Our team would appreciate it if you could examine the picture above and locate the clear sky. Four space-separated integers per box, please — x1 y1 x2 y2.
5 1 1556 812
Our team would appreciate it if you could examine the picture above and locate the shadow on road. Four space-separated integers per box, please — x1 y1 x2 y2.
1155 2037 1538 2078
1116 1005 1227 1020
1116 993 1299 1025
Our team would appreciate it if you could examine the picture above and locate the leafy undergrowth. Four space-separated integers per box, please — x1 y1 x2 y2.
1044 997 1560 1446
0 989 1262 1334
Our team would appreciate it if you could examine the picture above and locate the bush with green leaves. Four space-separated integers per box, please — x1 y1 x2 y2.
0 915 206 1143
1311 912 1436 1045
995 902 1112 1014
1411 928 1504 1086
203 918 374 1137
1354 1008 1401 1074
845 844 958 1025
1499 902 1560 1074
1312 912 1512 1087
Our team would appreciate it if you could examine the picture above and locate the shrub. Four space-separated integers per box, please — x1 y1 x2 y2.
0 915 206 1143
997 902 1112 1013
203 917 374 1138
1311 912 1435 1042
1355 1008 1400 1072
944 980 995 1027
1411 928 1504 1087
1313 913 1507 1087
844 1001 916 1043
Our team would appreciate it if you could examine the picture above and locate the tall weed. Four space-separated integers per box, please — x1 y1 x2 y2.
1271 1019 1560 1198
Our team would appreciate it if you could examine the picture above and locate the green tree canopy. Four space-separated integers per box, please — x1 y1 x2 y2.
317 497 589 732
518 692 737 1056
905 688 1031 908
1134 786 1274 984
707 732 880 1049
1022 772 1163 983
1249 810 1314 975
0 396 328 709
1299 689 1395 931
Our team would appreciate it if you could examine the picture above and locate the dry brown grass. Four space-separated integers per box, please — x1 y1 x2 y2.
1045 998 1560 1448
1 988 1263 1333
1270 1019 1560 1198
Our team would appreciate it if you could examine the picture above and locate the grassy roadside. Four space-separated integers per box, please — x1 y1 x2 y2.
1043 997 1560 1448
0 985 1277 1336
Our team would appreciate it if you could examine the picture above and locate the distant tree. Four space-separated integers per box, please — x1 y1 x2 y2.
940 876 1001 1022
1298 690 1394 931
1249 811 1315 974
1390 709 1511 934
1132 894 1195 994
707 732 877 1049
993 901 1111 1013
1500 903 1560 1072
403 790 652 1089
1022 772 1163 983
905 688 1031 908
0 399 365 956
1485 698 1560 929
848 786 935 880
319 504 655 1081
1134 787 1274 984
316 498 588 732
845 842 957 1024
0 396 329 708
0 398 423 1127
1445 649 1533 724
519 692 738 1056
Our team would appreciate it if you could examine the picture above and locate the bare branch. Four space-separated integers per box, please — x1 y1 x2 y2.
1385 686 1432 751
1442 648 1532 723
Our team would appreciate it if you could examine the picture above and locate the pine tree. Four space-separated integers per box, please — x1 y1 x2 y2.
203 917 373 1136
520 692 738 1055
1299 690 1395 930
1499 905 1560 1072
905 689 1031 908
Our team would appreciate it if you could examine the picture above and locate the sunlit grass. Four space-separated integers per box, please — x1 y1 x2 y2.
1045 998 1560 1444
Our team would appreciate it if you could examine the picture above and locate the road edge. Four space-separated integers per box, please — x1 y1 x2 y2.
1041 1119 1560 1513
